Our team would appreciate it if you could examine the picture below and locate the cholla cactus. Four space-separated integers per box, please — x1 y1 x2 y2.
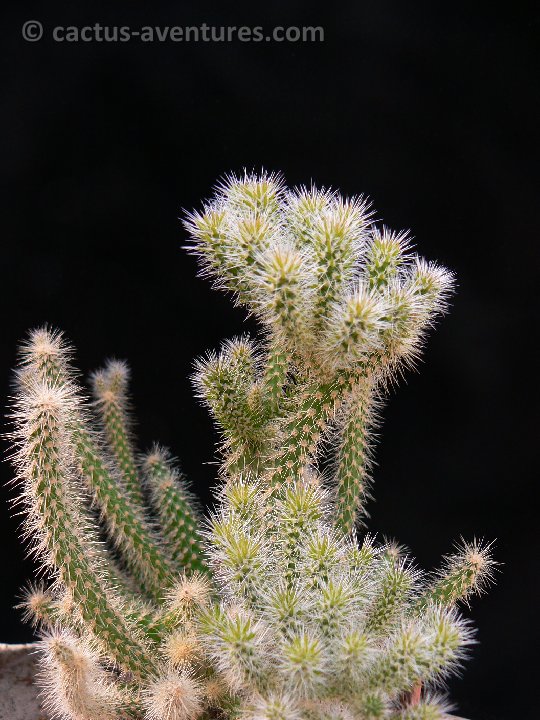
6 172 495 720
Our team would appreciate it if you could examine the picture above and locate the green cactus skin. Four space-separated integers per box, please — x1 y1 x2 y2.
143 448 207 574
415 540 495 611
364 561 417 636
193 338 267 478
365 228 409 292
91 360 145 508
332 380 376 534
269 373 356 488
273 483 325 586
74 426 177 604
259 343 288 420
7 173 494 720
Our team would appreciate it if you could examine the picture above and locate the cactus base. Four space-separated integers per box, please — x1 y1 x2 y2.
0 643 42 720
0 642 472 720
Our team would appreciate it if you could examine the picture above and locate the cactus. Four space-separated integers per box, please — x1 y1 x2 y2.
6 172 495 720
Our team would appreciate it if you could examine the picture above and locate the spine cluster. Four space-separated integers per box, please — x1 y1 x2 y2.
6 173 494 720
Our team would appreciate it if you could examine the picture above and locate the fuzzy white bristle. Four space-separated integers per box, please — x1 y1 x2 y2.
166 573 212 614
143 671 203 720
202 677 227 706
90 359 130 401
37 630 125 720
163 630 202 667
243 692 303 720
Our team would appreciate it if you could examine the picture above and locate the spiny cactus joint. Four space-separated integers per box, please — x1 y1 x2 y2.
7 172 494 720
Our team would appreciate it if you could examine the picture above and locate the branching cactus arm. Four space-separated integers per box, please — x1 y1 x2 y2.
142 447 207 574
91 360 145 507
415 540 496 611
331 378 377 534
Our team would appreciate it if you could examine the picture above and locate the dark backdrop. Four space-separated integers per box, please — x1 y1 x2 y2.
1 3 538 719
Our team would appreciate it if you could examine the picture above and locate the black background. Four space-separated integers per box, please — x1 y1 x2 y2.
1 3 538 719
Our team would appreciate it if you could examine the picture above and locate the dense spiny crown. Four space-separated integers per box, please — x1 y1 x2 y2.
6 172 494 720
187 172 453 522
202 478 476 708
185 173 453 380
